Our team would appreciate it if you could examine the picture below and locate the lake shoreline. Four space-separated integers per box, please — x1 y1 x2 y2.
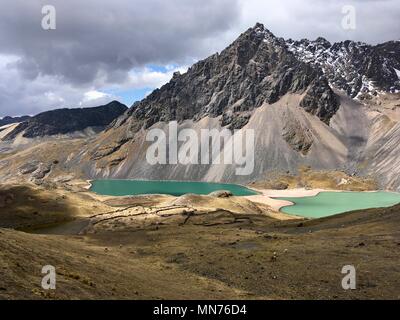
276 190 400 218
89 179 259 197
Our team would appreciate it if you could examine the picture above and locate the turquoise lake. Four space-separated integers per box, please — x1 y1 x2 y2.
90 180 259 197
276 191 400 218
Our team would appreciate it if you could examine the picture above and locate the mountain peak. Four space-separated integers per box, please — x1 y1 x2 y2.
315 37 331 48
248 22 278 44
253 22 265 29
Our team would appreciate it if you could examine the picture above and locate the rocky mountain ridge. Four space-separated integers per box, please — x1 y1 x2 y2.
0 115 31 128
286 37 400 99
3 101 127 139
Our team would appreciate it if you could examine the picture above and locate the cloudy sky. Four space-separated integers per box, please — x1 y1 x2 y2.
1 0 399 117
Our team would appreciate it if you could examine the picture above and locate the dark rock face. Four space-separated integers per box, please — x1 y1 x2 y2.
282 115 314 155
287 38 400 98
374 41 400 71
0 115 31 127
4 101 127 139
118 23 339 131
300 77 340 123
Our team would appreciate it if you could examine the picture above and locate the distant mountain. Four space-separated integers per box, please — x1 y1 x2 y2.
4 101 127 139
0 115 31 127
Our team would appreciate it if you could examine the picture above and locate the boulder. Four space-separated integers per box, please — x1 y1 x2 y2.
208 190 233 198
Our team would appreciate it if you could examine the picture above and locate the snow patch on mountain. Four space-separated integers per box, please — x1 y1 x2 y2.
285 37 400 99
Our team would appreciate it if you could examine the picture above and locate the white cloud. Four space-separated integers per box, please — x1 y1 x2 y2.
83 90 109 101
125 65 188 89
79 90 115 107
0 54 19 68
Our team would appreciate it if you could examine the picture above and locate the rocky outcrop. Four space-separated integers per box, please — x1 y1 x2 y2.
4 101 127 139
31 163 52 180
208 190 233 198
282 115 314 155
300 77 340 123
18 161 40 175
19 161 53 181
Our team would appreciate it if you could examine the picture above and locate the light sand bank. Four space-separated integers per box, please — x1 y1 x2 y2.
245 188 336 212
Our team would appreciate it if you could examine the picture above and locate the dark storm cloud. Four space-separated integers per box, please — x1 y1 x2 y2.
0 0 240 85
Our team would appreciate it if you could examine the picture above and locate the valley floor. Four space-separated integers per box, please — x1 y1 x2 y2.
1 182 399 300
